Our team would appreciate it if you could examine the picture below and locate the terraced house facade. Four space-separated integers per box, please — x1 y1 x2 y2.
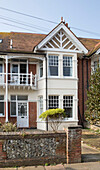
0 20 100 130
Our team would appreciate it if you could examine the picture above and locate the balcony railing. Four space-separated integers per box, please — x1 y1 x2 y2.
0 72 37 87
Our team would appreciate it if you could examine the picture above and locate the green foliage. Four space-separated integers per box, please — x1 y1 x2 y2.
39 108 65 120
1 122 17 132
85 66 100 124
39 108 65 131
0 122 2 127
45 163 49 166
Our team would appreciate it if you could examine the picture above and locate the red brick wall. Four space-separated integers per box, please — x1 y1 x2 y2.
78 58 91 126
66 127 82 164
29 102 37 128
8 102 17 124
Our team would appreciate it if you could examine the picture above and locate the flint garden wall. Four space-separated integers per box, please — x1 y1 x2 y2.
0 126 81 167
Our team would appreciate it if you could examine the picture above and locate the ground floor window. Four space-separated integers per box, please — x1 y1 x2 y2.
63 96 73 118
48 96 59 109
0 95 4 116
39 96 43 116
10 95 28 116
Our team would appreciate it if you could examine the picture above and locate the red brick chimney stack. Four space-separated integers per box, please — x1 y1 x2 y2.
61 17 63 22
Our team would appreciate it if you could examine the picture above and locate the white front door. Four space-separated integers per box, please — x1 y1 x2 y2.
17 102 28 128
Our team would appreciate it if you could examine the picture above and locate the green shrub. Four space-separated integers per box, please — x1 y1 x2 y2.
1 122 17 132
39 108 65 120
39 108 65 131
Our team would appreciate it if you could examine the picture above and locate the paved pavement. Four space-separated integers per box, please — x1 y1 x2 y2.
0 143 100 170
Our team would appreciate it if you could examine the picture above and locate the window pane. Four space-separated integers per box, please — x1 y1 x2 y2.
49 66 58 76
49 55 58 76
39 96 43 116
63 96 73 118
40 62 43 77
64 108 72 118
11 102 16 116
49 96 59 109
63 56 72 76
17 95 28 101
12 64 18 73
0 102 4 115
0 95 4 100
0 64 2 73
11 95 16 100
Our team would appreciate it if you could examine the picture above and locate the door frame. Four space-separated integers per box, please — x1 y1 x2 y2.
17 100 29 128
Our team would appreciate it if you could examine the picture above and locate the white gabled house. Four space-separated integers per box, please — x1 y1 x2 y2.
0 20 99 130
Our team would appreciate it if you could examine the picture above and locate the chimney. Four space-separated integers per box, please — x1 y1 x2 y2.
61 17 63 22
10 39 13 49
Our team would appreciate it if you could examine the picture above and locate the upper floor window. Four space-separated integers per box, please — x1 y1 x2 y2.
0 95 4 116
0 64 3 73
63 56 72 76
39 62 43 78
48 96 59 109
48 55 58 76
63 96 73 118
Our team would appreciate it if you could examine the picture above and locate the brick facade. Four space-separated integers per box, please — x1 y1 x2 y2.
78 58 91 126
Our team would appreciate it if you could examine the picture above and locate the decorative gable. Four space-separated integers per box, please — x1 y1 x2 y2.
43 29 79 51
35 22 88 54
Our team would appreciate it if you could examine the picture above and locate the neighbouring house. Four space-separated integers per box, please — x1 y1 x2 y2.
0 19 100 130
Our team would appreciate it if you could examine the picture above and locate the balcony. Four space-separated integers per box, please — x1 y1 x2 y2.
0 72 37 89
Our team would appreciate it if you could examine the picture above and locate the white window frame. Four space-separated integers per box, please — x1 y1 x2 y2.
63 95 73 120
48 95 59 109
10 95 28 117
39 62 43 78
48 55 59 77
39 96 43 117
0 95 5 117
63 56 73 77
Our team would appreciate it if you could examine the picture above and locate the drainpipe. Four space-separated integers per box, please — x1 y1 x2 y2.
5 55 8 122
86 59 89 90
82 58 84 128
45 55 48 131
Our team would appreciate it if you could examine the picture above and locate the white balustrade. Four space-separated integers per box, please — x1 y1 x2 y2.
0 73 37 87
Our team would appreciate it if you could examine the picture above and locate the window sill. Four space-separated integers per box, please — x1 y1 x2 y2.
0 115 5 117
10 116 17 117
48 76 78 80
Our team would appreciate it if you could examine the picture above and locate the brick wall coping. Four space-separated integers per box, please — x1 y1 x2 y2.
0 130 66 140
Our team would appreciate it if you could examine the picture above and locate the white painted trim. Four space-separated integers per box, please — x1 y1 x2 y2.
5 56 8 122
39 48 83 53
96 48 100 54
35 22 88 54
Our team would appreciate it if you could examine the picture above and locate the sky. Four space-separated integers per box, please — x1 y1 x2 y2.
0 0 100 39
